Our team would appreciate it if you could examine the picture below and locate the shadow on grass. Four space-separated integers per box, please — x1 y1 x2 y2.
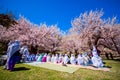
103 62 112 68
113 59 120 62
13 67 30 71
104 59 120 62
104 66 112 68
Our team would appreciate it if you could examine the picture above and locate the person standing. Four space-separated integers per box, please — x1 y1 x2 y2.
21 46 29 63
4 41 14 70
4 40 20 71
91 46 104 67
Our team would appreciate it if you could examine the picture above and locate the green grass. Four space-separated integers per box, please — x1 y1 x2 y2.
26 62 79 73
0 60 120 80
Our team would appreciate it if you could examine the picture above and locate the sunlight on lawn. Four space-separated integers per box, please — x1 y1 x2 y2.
0 60 120 80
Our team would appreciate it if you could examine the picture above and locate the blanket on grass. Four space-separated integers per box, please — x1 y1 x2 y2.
25 62 110 73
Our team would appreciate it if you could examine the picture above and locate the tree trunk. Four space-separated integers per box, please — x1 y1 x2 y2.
75 49 78 57
94 36 101 47
0 41 8 54
111 38 120 55
30 45 37 54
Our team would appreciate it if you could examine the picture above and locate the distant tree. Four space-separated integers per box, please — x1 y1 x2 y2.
61 33 82 55
26 24 62 54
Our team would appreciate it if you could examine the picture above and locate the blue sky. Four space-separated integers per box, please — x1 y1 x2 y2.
0 0 120 31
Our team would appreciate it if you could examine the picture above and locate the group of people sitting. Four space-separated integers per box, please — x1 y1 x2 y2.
22 46 104 68
4 40 104 71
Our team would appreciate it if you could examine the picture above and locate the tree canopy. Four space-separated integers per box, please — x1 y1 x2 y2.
0 10 120 55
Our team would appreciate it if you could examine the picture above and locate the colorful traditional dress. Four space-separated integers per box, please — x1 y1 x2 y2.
7 40 20 71
37 53 44 62
42 54 47 62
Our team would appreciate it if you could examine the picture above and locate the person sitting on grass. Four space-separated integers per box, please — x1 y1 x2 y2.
20 46 29 63
46 54 51 62
42 53 47 62
91 46 104 68
31 54 36 61
54 54 59 63
51 54 55 63
77 54 84 65
70 54 76 65
63 54 70 64
37 53 44 62
35 53 40 61
58 53 63 63
82 52 90 66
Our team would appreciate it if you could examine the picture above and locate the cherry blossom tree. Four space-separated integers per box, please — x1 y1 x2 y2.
98 18 120 55
70 10 120 55
0 13 18 53
0 16 62 54
26 24 62 54
1 10 120 56
70 10 104 51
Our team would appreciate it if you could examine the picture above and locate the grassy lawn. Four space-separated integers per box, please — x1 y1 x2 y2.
0 60 120 80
